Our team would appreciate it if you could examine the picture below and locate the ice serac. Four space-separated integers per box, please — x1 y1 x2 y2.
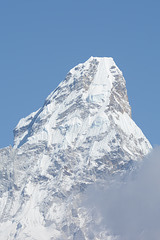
0 57 152 239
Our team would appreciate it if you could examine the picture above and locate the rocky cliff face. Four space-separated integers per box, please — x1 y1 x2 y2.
0 57 152 239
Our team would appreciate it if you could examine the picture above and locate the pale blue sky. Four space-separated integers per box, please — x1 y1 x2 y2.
0 0 159 148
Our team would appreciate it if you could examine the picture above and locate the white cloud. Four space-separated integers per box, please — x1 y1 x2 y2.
85 147 160 240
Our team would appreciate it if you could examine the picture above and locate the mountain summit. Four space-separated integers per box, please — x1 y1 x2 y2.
0 57 152 239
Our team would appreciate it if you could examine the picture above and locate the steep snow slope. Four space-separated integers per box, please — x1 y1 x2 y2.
0 57 152 239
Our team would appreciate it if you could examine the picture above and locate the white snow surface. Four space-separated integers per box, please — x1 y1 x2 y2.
0 57 152 240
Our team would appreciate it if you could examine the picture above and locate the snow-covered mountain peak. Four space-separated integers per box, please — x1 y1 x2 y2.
13 57 132 149
0 57 152 240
